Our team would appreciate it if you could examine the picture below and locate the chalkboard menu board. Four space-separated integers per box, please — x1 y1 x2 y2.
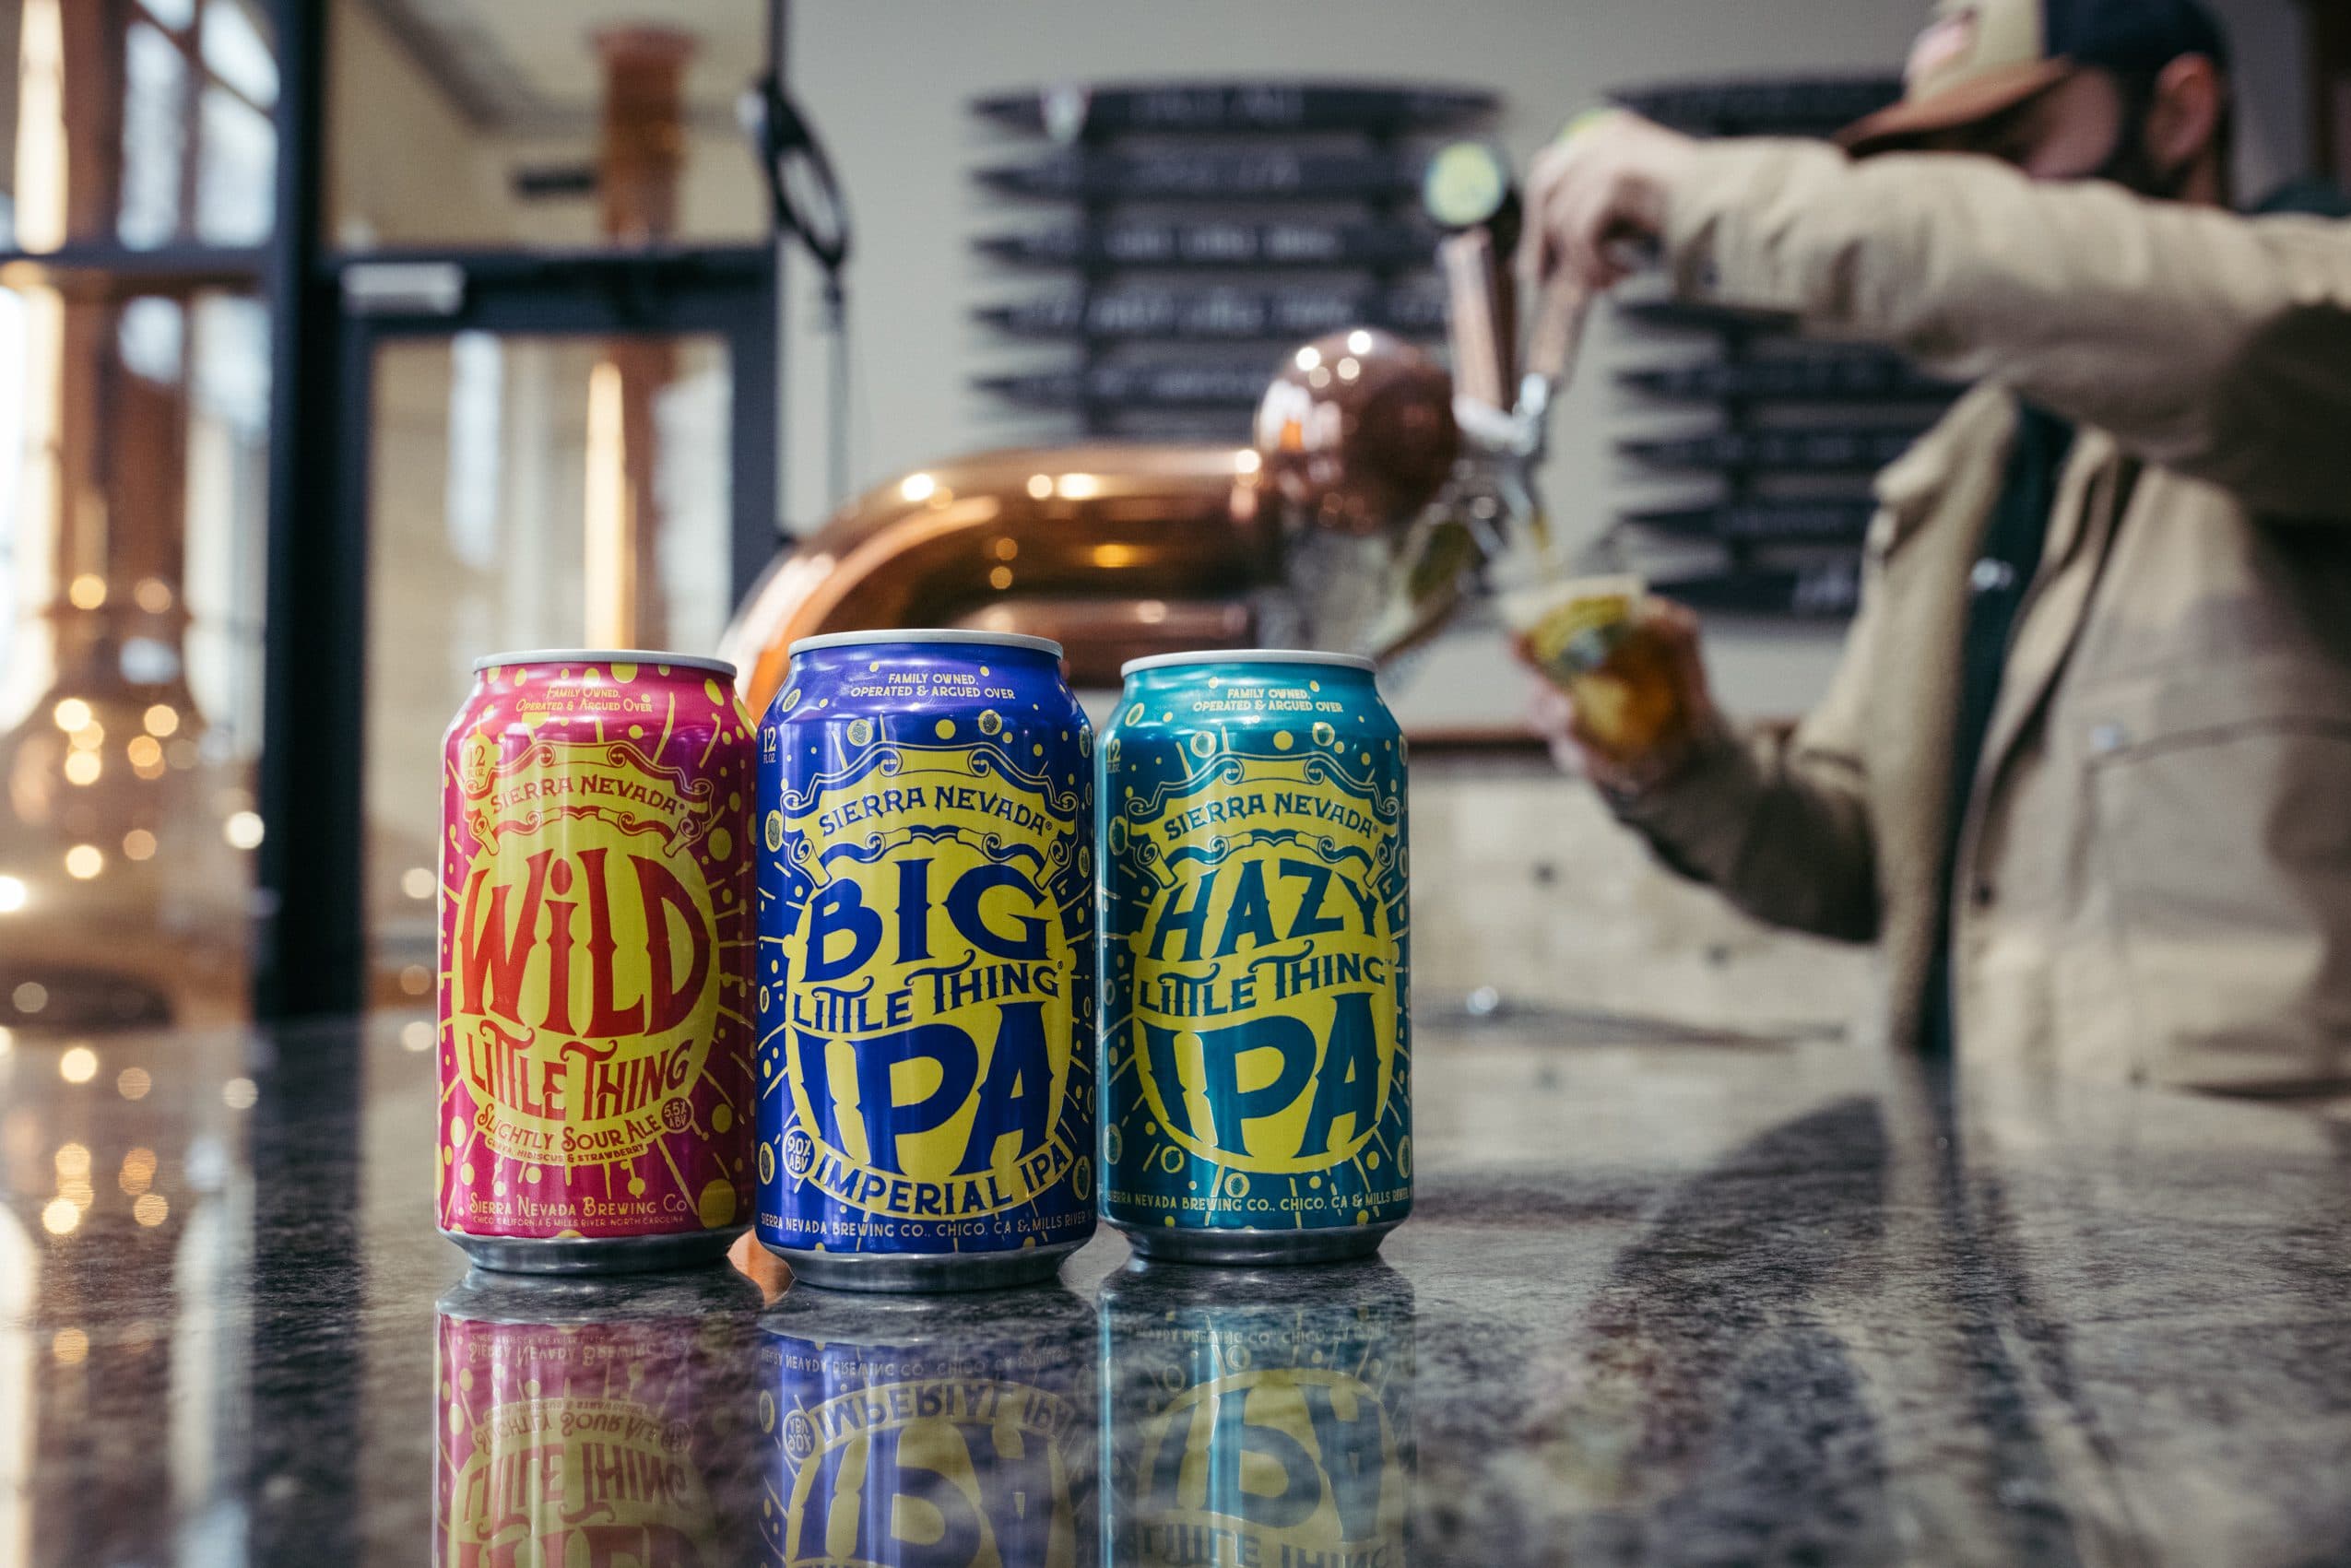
976 219 1435 269
973 83 1494 136
1608 75 1960 619
978 282 1447 341
971 78 1494 436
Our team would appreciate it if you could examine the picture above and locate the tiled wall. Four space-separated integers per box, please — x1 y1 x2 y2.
1409 756 1869 1038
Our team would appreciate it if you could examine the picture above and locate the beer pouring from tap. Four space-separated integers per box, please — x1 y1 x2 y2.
1346 124 1653 660
1259 135 1558 665
715 131 1632 689
1246 124 1601 666
1499 112 1695 762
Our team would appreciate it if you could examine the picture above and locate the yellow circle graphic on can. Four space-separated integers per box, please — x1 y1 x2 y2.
978 709 1004 736
1126 760 1401 1176
448 739 726 1170
1130 1367 1407 1563
774 747 1085 1220
846 716 873 747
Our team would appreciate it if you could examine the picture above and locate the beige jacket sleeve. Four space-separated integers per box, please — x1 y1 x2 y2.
1660 139 2351 520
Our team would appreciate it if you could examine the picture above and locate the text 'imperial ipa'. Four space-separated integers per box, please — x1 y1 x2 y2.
1101 650 1410 1264
756 631 1096 1291
438 653 756 1273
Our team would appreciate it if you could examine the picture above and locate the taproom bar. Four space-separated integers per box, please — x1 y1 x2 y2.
4 6 2348 1565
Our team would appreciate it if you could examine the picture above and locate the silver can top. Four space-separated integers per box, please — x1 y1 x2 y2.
788 629 1064 658
1119 648 1377 677
472 649 737 678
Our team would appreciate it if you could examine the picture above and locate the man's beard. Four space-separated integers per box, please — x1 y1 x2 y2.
2091 125 2195 199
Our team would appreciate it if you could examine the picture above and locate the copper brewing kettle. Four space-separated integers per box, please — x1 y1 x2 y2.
723 328 1496 709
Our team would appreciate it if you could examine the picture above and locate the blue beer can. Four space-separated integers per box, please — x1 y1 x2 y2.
755 631 1096 1291
1100 651 1411 1265
760 1287 1098 1566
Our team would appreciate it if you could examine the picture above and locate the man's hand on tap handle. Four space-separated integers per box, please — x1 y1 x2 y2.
1517 111 1697 295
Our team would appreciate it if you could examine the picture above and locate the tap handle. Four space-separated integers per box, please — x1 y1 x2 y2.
1522 271 1590 390
1437 230 1515 414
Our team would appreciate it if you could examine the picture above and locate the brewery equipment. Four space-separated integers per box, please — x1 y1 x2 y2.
719 141 1594 713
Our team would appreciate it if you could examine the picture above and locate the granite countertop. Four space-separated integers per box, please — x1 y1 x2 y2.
4 1013 2347 1566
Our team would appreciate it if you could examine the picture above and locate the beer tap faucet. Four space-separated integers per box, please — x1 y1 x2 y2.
1415 142 1583 607
1415 131 1637 605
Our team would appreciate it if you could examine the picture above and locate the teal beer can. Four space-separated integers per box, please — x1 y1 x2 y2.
1100 1259 1416 1565
1100 651 1411 1265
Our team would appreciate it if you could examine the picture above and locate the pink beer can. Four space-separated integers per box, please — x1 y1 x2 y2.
434 1268 763 1565
438 651 756 1271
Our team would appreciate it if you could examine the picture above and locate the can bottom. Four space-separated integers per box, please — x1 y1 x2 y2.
1116 1220 1401 1267
766 1238 1085 1293
443 1227 747 1276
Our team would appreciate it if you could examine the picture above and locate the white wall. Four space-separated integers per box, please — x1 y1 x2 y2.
772 0 2310 725
2215 0 2310 200
329 0 514 247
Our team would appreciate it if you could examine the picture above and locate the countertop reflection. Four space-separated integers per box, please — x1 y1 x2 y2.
3 1015 2348 1565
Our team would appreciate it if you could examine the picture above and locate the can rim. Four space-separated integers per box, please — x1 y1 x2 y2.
472 649 737 678
1120 647 1377 677
788 629 1064 657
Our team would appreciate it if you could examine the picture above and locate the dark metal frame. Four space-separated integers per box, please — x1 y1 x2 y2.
255 0 342 1019
246 9 363 1561
330 248 781 597
255 8 784 1018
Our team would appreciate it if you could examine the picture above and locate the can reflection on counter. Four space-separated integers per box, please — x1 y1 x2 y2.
434 1267 765 1566
1102 1260 1416 1568
760 1285 1100 1566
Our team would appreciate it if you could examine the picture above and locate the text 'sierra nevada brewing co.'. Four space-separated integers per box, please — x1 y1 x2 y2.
756 631 1097 1291
435 1269 763 1565
437 653 756 1272
760 1288 1098 1566
1102 651 1411 1264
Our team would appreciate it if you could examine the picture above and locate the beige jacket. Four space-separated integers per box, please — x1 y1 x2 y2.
1614 140 2351 1092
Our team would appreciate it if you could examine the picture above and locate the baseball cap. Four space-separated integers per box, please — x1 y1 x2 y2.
1838 0 2229 156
